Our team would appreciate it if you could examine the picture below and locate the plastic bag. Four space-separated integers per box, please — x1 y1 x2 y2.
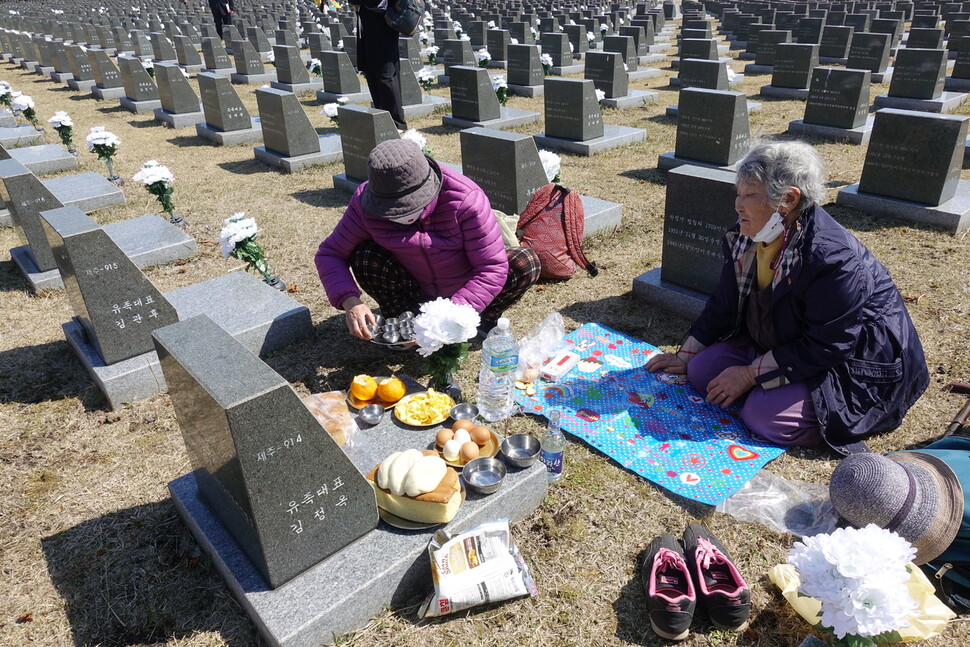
715 469 838 538
769 563 956 641
516 313 566 381
302 392 357 448
418 519 538 618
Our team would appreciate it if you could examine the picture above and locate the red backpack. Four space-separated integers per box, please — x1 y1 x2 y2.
516 183 598 280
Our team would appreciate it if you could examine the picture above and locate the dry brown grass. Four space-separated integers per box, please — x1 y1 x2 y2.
2 30 970 647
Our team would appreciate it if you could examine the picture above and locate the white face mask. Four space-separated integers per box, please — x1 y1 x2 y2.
750 211 785 244
386 212 420 225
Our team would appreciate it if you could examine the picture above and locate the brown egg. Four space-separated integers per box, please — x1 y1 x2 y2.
470 425 490 446
453 419 475 432
459 441 480 463
435 427 455 448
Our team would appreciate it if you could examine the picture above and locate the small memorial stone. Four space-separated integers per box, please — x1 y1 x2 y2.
336 104 399 183
673 88 749 166
459 127 546 214
819 25 854 59
585 50 629 97
202 36 234 72
198 71 254 132
151 31 179 62
320 51 361 94
678 58 730 90
770 43 818 88
887 48 945 99
803 67 870 129
507 44 543 88
448 65 501 121
846 32 891 74
543 78 603 141
256 87 321 157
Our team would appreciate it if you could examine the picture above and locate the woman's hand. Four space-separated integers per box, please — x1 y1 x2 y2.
342 297 375 340
705 365 756 408
646 353 688 374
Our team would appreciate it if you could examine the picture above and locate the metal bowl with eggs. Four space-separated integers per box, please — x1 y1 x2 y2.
433 419 500 467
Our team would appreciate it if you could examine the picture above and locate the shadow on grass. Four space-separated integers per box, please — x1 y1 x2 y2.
0 337 106 409
97 103 129 114
823 200 955 235
166 134 211 147
41 501 261 647
618 167 667 187
0 258 28 293
290 187 351 208
217 158 271 175
67 93 94 102
127 116 164 128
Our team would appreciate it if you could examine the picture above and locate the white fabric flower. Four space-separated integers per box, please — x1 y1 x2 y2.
219 212 258 257
417 67 436 82
587 32 594 42
487 20 496 29
460 34 470 41
511 38 518 45
132 160 174 186
539 149 561 183
413 298 481 357
48 111 72 127
85 126 120 150
475 48 491 62
491 75 507 91
540 53 553 67
595 88 605 102
401 129 427 150
321 103 339 118
11 93 34 111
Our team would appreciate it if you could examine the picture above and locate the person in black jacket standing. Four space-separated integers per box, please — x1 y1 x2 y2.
354 1 408 131
208 0 235 38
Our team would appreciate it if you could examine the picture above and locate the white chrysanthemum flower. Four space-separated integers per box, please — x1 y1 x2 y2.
540 53 553 67
487 20 496 29
48 111 72 127
85 126 121 150
11 93 34 111
475 48 491 62
337 95 349 104
417 67 436 82
321 103 339 118
413 298 481 357
401 129 427 150
460 34 470 41
219 212 258 257
539 149 561 183
491 75 507 91
600 23 608 33
511 38 518 44
141 58 153 69
336 39 343 50
587 32 594 42
595 88 605 102
132 160 174 186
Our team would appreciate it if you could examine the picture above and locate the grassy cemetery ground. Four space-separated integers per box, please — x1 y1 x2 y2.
3 46 970 647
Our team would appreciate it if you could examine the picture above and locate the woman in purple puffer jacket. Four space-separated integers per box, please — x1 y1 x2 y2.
316 139 540 340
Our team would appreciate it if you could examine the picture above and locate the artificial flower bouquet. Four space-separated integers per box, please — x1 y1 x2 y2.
48 111 76 153
413 298 480 393
86 126 122 183
132 160 182 226
219 212 284 289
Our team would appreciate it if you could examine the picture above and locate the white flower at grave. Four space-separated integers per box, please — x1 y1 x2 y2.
539 149 561 183
420 45 439 58
401 128 427 150
52 9 64 15
141 58 153 70
595 88 605 103
487 20 496 29
48 110 72 128
511 38 518 45
336 95 349 105
600 23 608 33
85 126 121 150
336 39 343 50
419 31 430 45
568 20 576 25
452 20 462 32
132 160 174 186
491 75 507 91
475 48 491 63
219 212 259 258
11 93 34 112
727 67 737 81
265 50 275 63
530 26 538 38
568 42 574 52
321 103 339 118
0 81 11 97
308 57 321 71
417 66 436 83
587 31 594 42
619 17 625 25
460 34 470 41
787 524 918 640
540 52 553 67
412 297 481 357
180 67 190 78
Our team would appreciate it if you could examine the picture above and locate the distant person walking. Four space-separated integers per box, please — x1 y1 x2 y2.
208 0 235 38
354 1 408 131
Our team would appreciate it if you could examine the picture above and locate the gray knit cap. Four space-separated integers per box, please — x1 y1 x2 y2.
830 451 963 564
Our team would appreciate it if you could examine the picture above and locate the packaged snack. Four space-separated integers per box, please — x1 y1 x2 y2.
418 519 538 618
302 391 357 447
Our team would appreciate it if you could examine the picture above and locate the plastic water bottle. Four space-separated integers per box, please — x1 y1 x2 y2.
476 317 519 422
540 410 566 483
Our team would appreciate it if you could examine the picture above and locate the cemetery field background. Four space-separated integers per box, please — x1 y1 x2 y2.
2 48 970 647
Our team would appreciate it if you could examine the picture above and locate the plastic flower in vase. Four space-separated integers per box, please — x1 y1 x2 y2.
141 58 154 78
587 31 595 44
599 23 608 35
48 111 76 154
419 31 430 46
132 160 183 226
595 88 606 108
452 21 462 38
307 57 322 77
475 48 491 68
491 75 508 106
0 81 12 107
219 212 285 290
786 525 919 647
417 66 436 91
539 149 561 183
540 52 553 75
321 102 340 124
413 297 481 396
11 92 38 128
421 45 439 66
402 129 432 157
85 126 122 184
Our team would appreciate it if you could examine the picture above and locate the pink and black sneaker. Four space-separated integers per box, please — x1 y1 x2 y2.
682 524 751 631
641 534 696 641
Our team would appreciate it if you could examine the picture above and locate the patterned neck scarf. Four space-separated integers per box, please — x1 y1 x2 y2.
727 209 807 303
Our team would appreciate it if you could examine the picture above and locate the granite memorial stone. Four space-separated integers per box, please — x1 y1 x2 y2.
672 88 749 166
543 78 604 141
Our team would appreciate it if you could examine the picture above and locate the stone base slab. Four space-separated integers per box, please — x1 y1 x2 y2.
253 134 342 172
441 107 540 131
602 89 659 109
179 64 204 75
550 62 585 75
638 53 667 65
50 71 75 83
270 79 324 93
873 91 968 113
670 74 745 89
836 181 970 234
657 152 739 172
401 94 450 120
332 173 365 195
0 108 16 127
196 117 263 146
946 76 970 91
632 267 707 321
91 85 127 100
230 71 278 85
9 246 61 292
8 144 78 175
119 97 163 113
671 56 733 69
532 124 647 156
44 171 126 212
818 56 848 65
66 78 97 91
743 63 773 75
168 420 547 647
759 85 809 100
154 107 207 128
665 100 761 117
787 116 874 145
202 66 236 76
628 68 661 82
0 125 43 148
580 194 623 236
871 68 893 84
507 83 544 97
316 89 370 105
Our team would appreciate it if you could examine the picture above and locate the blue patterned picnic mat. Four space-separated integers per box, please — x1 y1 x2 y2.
514 323 786 505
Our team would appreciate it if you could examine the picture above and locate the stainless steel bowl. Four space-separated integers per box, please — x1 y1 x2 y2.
358 403 385 425
450 402 479 421
500 434 542 468
461 457 506 495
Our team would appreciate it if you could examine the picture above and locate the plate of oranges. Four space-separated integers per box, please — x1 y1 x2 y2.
347 375 409 409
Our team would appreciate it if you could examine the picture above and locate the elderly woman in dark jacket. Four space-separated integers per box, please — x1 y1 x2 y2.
647 140 929 451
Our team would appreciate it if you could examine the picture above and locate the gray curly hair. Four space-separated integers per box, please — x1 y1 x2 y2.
735 140 827 212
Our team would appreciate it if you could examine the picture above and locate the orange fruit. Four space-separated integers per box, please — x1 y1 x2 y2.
350 374 378 401
377 377 407 403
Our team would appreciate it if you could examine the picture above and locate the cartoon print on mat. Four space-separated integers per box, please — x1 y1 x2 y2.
514 323 787 505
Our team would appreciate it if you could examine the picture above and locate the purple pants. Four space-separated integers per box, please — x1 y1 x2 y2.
687 340 823 447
